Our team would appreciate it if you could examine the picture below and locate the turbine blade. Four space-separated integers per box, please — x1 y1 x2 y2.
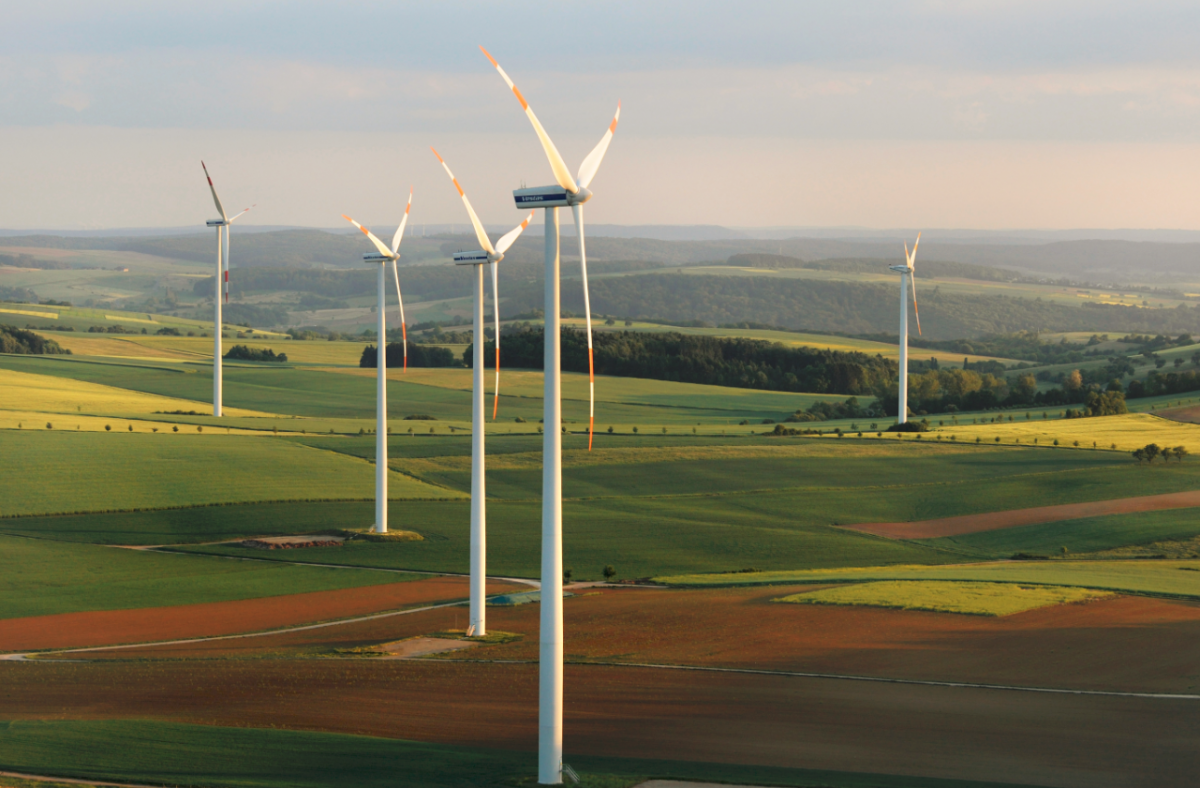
392 259 407 370
909 271 922 336
227 204 256 223
491 260 500 419
391 187 412 254
576 103 620 189
911 231 921 266
201 161 228 222
573 204 595 451
430 148 495 254
480 46 577 194
342 214 393 257
903 240 910 267
495 210 535 255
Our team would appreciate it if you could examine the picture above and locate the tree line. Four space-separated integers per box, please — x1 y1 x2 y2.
0 324 70 355
463 327 897 395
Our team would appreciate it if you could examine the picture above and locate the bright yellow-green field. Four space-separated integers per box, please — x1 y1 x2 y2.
43 334 202 360
657 560 1200 599
924 412 1200 452
0 368 271 419
129 336 368 365
773 580 1114 616
38 334 362 365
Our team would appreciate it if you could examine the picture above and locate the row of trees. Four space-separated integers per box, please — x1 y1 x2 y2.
224 345 288 363
1133 444 1188 463
359 343 460 368
463 328 898 395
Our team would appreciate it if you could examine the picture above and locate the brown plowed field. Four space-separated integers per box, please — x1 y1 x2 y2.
844 490 1200 538
97 586 1200 694
0 577 522 652
1 658 1195 788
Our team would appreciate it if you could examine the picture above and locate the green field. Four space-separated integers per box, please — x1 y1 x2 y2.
0 431 461 518
10 434 1200 579
0 535 418 620
0 719 1046 788
658 560 1200 599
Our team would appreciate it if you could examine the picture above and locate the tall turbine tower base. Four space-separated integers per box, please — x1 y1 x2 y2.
539 206 564 785
470 262 487 637
374 263 388 534
209 222 224 418
897 272 908 425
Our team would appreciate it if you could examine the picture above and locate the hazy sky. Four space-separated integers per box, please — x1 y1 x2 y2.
4 1 1200 230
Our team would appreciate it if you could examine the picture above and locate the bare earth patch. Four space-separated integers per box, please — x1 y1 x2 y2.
374 637 480 658
240 535 345 549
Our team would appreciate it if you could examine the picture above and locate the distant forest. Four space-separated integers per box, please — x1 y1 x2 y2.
193 263 1200 338
464 328 897 395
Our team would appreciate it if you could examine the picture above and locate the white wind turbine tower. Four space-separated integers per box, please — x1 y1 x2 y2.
432 147 533 639
201 162 254 417
482 45 620 786
342 190 413 534
889 232 922 425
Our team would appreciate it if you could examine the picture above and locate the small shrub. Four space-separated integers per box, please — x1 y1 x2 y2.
602 565 616 581
197 426 203 432
105 424 111 431
632 426 639 434
172 425 178 433
45 422 52 430
1053 438 1059 446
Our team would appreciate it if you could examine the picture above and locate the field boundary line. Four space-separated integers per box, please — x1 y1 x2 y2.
438 658 1200 701
0 770 163 788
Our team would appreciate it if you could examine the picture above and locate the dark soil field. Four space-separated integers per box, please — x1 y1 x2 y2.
846 490 1200 539
0 577 523 652
1 658 1195 788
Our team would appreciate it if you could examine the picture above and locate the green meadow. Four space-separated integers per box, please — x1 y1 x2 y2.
0 535 417 620
0 431 461 518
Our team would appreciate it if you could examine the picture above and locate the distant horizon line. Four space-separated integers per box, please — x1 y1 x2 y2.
5 224 1200 245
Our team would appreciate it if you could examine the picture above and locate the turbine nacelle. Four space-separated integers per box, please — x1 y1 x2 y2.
513 185 592 209
888 264 911 273
454 250 500 266
206 219 228 228
363 252 398 264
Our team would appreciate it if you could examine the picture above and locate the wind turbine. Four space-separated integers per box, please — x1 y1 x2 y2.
342 190 413 534
482 45 619 786
889 232 922 425
432 147 533 639
201 162 254 417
